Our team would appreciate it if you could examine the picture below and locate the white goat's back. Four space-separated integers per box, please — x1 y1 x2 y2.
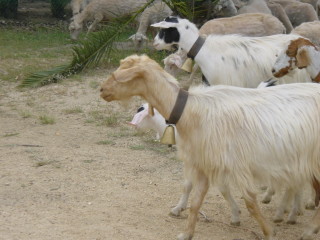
178 83 320 195
194 34 311 87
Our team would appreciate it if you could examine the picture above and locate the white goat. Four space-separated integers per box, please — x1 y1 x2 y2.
68 0 148 40
152 17 311 88
162 13 286 87
128 103 241 225
128 103 168 140
291 21 320 47
272 37 320 210
100 54 320 240
128 1 172 50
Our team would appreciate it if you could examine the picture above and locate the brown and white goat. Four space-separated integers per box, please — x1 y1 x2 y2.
272 37 320 83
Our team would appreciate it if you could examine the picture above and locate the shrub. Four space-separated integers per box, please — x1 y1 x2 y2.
51 0 70 18
0 0 18 18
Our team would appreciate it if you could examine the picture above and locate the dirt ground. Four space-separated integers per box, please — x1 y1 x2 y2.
0 1 319 240
0 68 319 240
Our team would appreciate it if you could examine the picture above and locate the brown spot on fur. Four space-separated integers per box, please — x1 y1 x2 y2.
296 48 310 69
286 38 315 58
273 58 294 78
313 177 320 207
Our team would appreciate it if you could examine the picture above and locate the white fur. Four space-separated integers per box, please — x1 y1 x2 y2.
152 18 311 88
273 41 320 80
129 103 241 225
100 55 320 240
69 0 148 40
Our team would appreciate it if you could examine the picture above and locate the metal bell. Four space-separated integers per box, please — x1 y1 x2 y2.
160 125 176 145
181 58 193 73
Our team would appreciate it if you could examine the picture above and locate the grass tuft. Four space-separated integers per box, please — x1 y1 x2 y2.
39 115 55 124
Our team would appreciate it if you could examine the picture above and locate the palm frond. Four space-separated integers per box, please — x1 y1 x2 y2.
19 0 157 88
20 0 218 88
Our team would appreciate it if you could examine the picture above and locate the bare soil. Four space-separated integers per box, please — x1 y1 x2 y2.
0 1 319 240
0 69 319 240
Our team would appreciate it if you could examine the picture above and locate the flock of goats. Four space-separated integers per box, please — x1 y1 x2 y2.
68 0 320 239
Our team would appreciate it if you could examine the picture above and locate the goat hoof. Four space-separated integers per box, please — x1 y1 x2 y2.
177 233 193 240
305 203 315 210
230 221 240 226
170 207 182 217
299 235 313 240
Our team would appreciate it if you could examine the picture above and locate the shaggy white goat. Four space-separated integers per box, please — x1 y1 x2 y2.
152 16 311 88
100 54 320 240
68 0 148 40
128 1 172 50
128 103 241 225
291 21 320 47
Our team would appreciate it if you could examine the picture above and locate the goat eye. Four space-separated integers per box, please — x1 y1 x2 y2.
275 54 278 57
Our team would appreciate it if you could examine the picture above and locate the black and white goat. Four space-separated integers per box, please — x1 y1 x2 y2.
151 16 311 88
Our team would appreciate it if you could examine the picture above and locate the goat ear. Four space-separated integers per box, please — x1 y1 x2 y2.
296 48 310 69
112 66 143 83
151 21 177 29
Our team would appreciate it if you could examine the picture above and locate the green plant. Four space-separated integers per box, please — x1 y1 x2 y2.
39 115 55 124
63 106 83 114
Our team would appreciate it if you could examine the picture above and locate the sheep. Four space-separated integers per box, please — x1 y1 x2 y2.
215 0 319 34
151 16 311 88
128 1 172 50
266 0 319 28
291 21 320 47
70 0 91 16
266 0 294 33
213 0 293 33
100 54 320 240
199 12 286 36
236 0 272 14
68 0 148 40
128 103 241 225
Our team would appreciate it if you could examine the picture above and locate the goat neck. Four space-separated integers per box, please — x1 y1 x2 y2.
178 27 200 53
141 73 182 122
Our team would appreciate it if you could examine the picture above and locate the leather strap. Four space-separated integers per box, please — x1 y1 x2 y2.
187 36 206 60
166 88 189 125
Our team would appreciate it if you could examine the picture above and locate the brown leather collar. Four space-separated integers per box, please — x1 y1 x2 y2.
187 36 206 60
313 72 320 83
166 88 189 125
